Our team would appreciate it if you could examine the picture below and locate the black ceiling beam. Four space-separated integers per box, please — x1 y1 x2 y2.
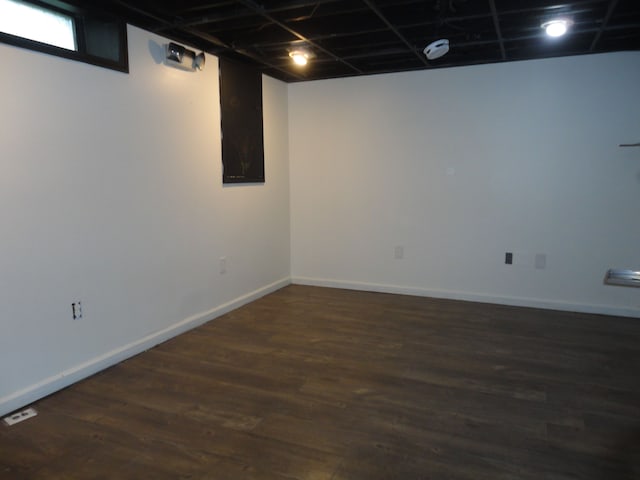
232 0 364 74
157 0 341 31
232 26 391 51
156 11 255 32
111 0 304 81
112 0 230 49
398 3 601 30
488 0 506 61
361 0 429 66
111 0 172 26
174 1 240 15
177 0 339 15
590 0 619 51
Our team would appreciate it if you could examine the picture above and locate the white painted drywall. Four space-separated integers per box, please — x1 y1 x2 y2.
0 25 290 416
289 52 640 316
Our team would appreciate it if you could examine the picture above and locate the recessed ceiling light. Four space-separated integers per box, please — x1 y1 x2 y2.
289 50 313 66
542 19 572 37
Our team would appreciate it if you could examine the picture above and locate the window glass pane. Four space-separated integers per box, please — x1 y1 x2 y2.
0 0 76 51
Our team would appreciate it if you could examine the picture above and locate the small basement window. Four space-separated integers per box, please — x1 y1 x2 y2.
0 0 76 50
0 0 128 73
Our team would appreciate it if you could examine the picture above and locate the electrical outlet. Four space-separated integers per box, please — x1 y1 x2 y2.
72 301 82 320
3 407 37 426
505 252 513 265
394 246 404 260
219 256 227 274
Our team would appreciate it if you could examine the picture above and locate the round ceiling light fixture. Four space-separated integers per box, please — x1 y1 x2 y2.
423 39 450 60
289 49 314 66
542 19 572 37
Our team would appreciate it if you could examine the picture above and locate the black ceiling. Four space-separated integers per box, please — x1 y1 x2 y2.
84 0 640 82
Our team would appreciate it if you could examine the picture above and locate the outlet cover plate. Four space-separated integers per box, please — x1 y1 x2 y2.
3 407 38 426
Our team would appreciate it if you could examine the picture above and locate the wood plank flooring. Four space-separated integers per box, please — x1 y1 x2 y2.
2 285 640 479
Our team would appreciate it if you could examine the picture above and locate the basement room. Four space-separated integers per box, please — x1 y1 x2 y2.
1 0 639 478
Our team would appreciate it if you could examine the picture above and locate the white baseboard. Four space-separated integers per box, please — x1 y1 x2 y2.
292 276 640 319
0 277 291 418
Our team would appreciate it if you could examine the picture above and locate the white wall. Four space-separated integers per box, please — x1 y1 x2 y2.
1 32 637 417
289 52 640 317
0 26 290 416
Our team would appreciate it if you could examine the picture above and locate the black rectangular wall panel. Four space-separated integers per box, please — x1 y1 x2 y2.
220 58 265 184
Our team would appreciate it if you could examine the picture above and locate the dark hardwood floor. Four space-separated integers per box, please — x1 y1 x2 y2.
2 285 640 479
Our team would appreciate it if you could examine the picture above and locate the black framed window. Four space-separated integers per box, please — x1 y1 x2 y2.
0 0 128 73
